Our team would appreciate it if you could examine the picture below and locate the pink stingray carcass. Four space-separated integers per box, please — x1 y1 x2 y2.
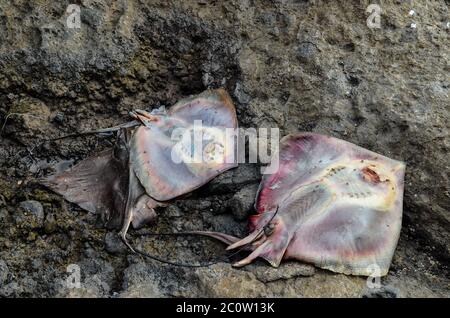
203 133 405 276
41 89 238 247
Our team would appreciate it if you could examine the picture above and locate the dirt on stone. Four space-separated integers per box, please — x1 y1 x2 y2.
0 1 449 297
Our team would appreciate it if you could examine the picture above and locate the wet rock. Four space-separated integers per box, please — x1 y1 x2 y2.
0 0 449 298
52 112 65 125
234 82 251 105
53 233 71 250
120 281 162 298
226 183 259 220
195 264 266 297
362 286 398 298
295 41 317 62
20 201 43 221
207 164 260 194
0 282 22 297
56 257 115 298
204 213 246 237
165 205 183 218
0 259 9 285
104 232 127 254
3 98 54 146
291 273 367 297
246 262 315 283
44 213 58 234
0 209 9 225
17 276 38 296
120 261 163 297
180 199 212 212
16 200 45 229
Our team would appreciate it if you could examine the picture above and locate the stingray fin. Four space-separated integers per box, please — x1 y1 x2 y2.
232 228 291 268
131 195 158 229
256 133 405 276
181 231 243 246
119 164 161 243
226 230 263 250
41 148 129 229
130 89 238 201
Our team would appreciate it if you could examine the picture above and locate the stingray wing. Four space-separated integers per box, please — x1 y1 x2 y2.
222 133 405 276
41 148 129 229
130 89 238 201
286 201 402 276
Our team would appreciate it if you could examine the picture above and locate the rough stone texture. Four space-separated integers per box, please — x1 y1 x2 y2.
245 261 315 283
17 200 45 228
0 1 449 297
226 183 259 220
0 259 9 285
104 232 127 255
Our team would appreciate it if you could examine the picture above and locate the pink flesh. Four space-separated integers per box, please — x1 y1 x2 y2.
207 133 405 276
130 89 238 201
42 89 238 239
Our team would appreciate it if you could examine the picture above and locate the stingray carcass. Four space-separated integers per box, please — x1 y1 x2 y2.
203 133 405 276
41 89 238 246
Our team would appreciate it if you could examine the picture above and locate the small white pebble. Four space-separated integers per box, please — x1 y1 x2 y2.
410 23 417 29
408 10 415 16
17 180 23 185
446 22 450 29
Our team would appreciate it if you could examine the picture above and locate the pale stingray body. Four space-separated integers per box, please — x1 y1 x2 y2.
205 133 405 276
42 89 238 243
130 89 237 201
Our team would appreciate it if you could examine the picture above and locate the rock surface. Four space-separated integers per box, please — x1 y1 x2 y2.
0 1 449 297
226 183 259 221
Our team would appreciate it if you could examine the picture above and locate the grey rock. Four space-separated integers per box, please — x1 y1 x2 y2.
226 183 259 220
0 0 449 298
234 82 251 105
194 264 266 297
104 232 127 254
0 209 9 224
181 199 212 212
362 286 398 298
246 262 316 283
0 260 9 285
204 213 247 237
295 41 317 61
31 259 42 270
56 257 115 297
52 112 65 124
0 282 22 297
165 205 183 218
19 201 44 219
207 164 260 194
44 213 57 234
16 200 45 229
120 260 163 297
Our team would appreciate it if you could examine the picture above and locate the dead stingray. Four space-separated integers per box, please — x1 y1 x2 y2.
201 133 405 276
41 89 238 248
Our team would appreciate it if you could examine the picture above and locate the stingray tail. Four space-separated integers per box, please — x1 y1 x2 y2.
182 230 242 246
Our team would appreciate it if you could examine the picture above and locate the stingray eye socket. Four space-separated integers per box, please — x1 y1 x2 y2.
361 166 381 183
